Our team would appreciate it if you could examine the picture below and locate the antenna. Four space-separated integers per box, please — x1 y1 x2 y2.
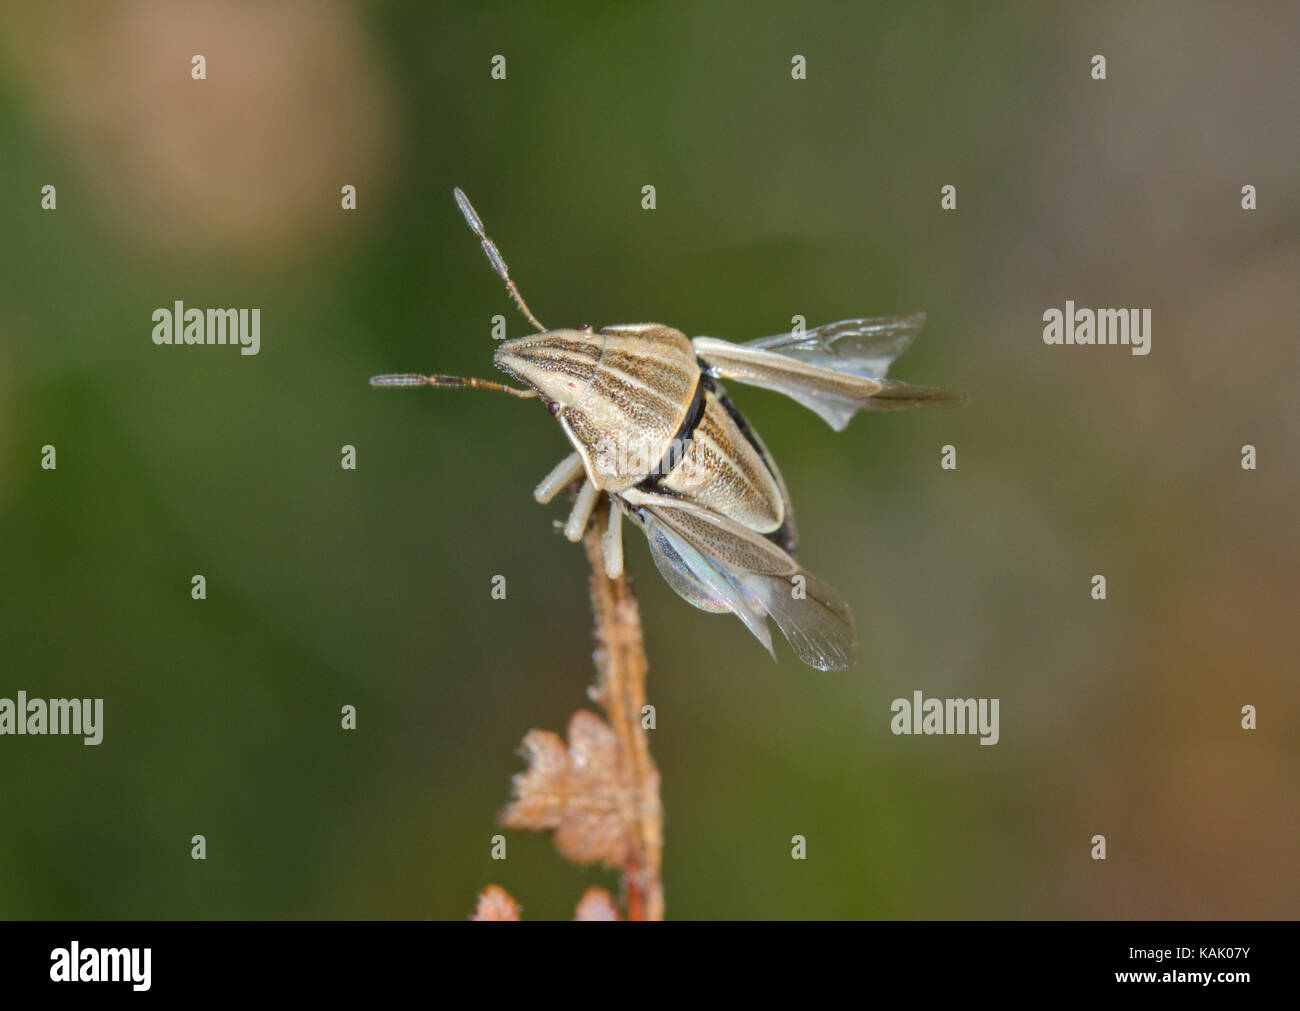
453 187 546 333
369 373 538 398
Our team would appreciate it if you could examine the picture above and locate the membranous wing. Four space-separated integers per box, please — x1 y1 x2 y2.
746 313 928 377
621 488 857 671
694 314 966 431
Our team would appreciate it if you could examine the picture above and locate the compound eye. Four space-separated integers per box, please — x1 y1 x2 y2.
576 323 592 331
546 399 562 416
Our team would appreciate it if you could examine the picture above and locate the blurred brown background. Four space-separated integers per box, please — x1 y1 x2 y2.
0 0 1295 919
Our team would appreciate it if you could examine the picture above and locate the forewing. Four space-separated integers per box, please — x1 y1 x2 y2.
695 338 963 430
694 314 965 430
625 490 858 670
712 389 799 556
758 565 858 672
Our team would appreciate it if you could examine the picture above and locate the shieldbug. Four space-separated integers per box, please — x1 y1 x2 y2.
372 188 966 670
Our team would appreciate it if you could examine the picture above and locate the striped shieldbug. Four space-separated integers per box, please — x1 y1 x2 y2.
372 189 966 670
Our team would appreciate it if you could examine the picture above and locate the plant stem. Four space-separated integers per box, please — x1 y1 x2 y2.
583 506 664 921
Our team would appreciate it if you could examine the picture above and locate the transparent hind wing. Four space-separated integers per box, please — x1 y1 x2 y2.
639 513 730 615
624 490 857 670
638 511 775 659
744 313 928 378
694 337 964 430
694 314 965 431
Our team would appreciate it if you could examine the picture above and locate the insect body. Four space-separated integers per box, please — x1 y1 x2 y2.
372 189 966 671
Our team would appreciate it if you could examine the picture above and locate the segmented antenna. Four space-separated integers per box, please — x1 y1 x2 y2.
453 187 546 333
369 373 538 398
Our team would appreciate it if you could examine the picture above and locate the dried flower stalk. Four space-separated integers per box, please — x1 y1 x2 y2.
480 501 664 921
580 506 663 920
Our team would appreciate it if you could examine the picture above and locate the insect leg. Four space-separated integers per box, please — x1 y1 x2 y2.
534 452 585 504
563 479 600 542
601 497 624 578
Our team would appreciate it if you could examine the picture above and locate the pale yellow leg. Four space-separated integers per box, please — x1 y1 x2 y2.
564 480 600 542
534 452 584 504
602 498 624 578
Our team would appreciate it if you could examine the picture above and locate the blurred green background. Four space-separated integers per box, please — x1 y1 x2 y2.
1 1 1295 919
